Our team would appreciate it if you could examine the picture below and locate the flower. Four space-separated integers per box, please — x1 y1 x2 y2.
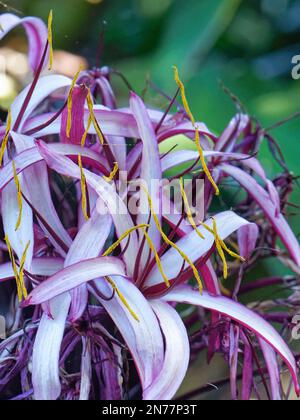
0 11 299 401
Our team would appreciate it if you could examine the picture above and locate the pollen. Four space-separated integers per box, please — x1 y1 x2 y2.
81 115 92 147
142 228 170 288
67 67 82 138
208 217 245 280
173 66 219 196
103 162 119 183
4 235 28 301
87 90 105 145
78 155 89 221
142 185 203 293
18 240 31 300
105 276 139 322
0 110 12 167
102 224 150 257
179 177 205 239
47 10 53 70
12 161 23 231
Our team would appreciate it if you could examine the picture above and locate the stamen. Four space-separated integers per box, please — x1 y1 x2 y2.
105 276 139 321
173 66 219 196
47 10 53 70
4 235 22 301
103 162 119 183
0 110 11 167
195 128 220 196
18 240 30 300
12 161 23 231
142 228 170 288
80 115 92 147
87 90 105 145
67 67 82 138
173 66 195 125
78 155 89 221
179 177 205 239
141 185 203 293
102 224 149 257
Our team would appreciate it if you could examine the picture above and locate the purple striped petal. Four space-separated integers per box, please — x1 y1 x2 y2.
237 223 259 259
0 14 48 72
259 338 281 400
0 258 63 283
10 132 72 256
67 209 112 321
130 92 162 268
24 257 125 306
221 164 300 267
36 141 139 275
2 178 34 270
79 337 92 400
145 211 250 288
60 85 88 145
0 142 109 191
215 114 250 152
94 276 164 396
11 75 71 131
32 294 70 400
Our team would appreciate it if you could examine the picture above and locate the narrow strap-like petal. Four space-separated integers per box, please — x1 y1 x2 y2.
145 301 190 400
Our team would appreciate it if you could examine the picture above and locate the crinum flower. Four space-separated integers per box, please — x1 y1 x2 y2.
0 11 299 401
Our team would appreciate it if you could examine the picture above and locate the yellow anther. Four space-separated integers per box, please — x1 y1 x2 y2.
102 224 149 257
12 161 23 231
78 155 89 221
66 67 82 138
0 110 11 167
141 185 203 293
4 235 28 301
173 66 219 196
179 177 205 239
18 240 31 300
142 228 170 288
47 10 53 70
103 162 119 183
81 115 92 147
105 276 139 322
87 90 105 145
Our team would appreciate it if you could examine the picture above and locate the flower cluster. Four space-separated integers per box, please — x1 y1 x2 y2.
0 12 300 401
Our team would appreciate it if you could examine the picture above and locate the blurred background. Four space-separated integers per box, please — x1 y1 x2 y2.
1 0 300 399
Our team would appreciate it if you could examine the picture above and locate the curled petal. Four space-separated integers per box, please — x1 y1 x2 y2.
130 92 162 268
0 13 48 72
259 338 281 401
237 223 259 260
10 75 71 131
23 257 126 306
145 211 250 288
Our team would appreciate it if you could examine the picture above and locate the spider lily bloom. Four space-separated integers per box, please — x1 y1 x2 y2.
0 12 300 401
